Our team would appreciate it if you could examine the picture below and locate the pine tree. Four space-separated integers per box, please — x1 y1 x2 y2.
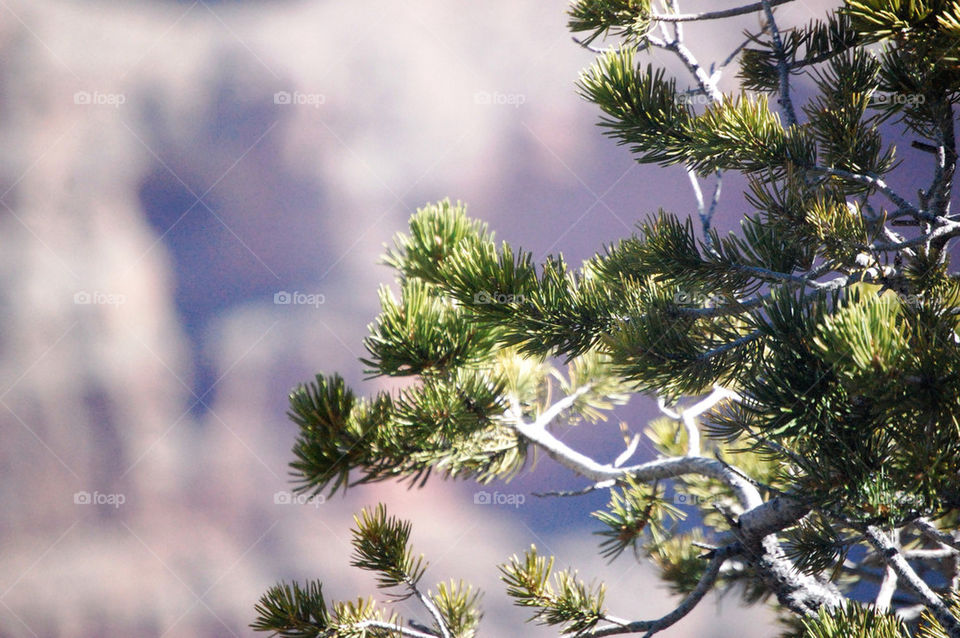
253 0 960 636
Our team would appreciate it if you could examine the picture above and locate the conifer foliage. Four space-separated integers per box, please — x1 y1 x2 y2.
254 0 960 636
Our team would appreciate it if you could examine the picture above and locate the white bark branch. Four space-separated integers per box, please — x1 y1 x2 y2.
915 518 960 552
875 529 899 612
354 620 439 638
658 387 738 457
507 389 843 616
407 579 452 638
815 166 924 220
650 0 795 22
865 526 960 638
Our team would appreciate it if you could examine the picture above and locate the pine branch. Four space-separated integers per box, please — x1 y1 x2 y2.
350 505 454 638
500 547 608 634
800 603 908 637
430 580 482 638
262 1 960 634
251 582 438 638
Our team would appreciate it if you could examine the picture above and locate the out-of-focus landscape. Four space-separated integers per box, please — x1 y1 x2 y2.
0 0 847 635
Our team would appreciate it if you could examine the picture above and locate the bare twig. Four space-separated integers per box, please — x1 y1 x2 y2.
695 330 763 360
814 166 924 220
717 32 763 73
571 36 620 55
914 518 960 552
929 106 957 221
687 169 724 249
355 620 439 638
583 545 740 637
865 526 960 638
904 548 959 561
875 529 899 612
508 392 761 508
760 0 798 127
408 580 452 638
688 169 706 216
657 0 726 250
706 172 723 223
615 433 642 467
657 395 682 420
667 0 683 40
682 387 738 456
868 219 960 251
669 40 724 103
897 604 929 623
532 479 616 498
650 0 796 22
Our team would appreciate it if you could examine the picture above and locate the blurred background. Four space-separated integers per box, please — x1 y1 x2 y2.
0 0 864 635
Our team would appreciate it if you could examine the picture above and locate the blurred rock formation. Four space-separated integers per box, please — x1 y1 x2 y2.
0 1 779 635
